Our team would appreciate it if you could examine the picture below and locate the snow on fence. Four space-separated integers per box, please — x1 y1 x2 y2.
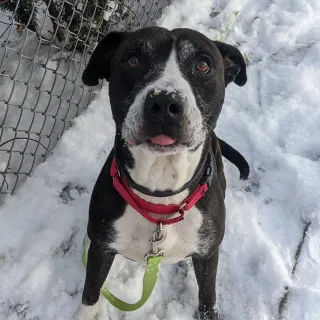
0 0 169 202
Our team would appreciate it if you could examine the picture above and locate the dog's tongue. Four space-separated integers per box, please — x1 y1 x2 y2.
150 135 176 146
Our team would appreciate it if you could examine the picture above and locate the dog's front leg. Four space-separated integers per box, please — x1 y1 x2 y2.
193 250 220 320
74 242 116 320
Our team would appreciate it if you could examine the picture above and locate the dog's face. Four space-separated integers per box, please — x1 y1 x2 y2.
83 27 246 154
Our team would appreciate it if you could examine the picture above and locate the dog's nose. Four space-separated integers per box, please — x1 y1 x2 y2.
144 91 184 122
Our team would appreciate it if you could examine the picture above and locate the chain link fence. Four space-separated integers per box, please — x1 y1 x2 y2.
0 0 170 203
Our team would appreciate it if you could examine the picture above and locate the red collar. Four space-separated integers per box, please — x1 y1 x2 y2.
110 158 210 225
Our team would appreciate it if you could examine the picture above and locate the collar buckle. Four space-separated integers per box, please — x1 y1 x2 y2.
178 203 187 221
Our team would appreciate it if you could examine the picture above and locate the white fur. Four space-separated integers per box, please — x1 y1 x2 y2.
110 200 203 265
128 143 203 191
122 48 205 148
73 301 101 320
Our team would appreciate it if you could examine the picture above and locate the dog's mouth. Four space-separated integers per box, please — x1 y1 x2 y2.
127 134 185 153
124 122 205 153
145 135 182 152
144 138 183 153
149 135 176 146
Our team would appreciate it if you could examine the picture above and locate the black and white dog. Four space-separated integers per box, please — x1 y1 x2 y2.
75 26 248 320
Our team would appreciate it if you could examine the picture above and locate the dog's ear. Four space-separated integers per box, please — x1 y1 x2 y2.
82 31 128 86
214 41 247 87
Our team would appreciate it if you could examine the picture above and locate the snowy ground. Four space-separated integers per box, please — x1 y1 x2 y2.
1 0 320 319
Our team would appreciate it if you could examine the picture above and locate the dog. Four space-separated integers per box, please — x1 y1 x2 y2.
75 26 248 320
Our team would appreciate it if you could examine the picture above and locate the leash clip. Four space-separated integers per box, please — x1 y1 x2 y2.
145 222 167 263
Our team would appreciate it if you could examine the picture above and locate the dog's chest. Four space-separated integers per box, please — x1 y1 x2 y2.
109 204 203 265
109 148 206 264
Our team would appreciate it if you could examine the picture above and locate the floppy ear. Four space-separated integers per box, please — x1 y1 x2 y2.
214 41 247 87
82 31 128 86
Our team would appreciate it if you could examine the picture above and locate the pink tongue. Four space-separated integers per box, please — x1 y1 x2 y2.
150 135 176 146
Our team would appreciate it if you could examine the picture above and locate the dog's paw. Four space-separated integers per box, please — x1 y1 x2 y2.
73 303 100 320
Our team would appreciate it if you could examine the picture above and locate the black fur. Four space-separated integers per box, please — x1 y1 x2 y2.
79 26 249 320
218 138 250 180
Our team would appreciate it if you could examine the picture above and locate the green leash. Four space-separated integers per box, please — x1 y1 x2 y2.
82 234 163 312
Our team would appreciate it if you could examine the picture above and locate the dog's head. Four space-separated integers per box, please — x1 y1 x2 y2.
83 27 246 154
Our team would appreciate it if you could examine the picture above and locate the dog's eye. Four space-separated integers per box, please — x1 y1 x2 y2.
127 56 139 68
196 60 210 73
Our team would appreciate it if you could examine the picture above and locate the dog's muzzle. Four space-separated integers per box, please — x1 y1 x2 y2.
141 90 189 145
122 88 205 150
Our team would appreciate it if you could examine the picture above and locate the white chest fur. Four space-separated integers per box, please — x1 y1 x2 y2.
109 198 203 264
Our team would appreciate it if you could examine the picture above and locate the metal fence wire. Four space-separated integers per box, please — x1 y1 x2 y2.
0 0 170 202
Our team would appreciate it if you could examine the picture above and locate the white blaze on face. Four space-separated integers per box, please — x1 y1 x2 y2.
122 47 205 148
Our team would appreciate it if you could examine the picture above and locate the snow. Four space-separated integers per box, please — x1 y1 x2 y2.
1 0 320 319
